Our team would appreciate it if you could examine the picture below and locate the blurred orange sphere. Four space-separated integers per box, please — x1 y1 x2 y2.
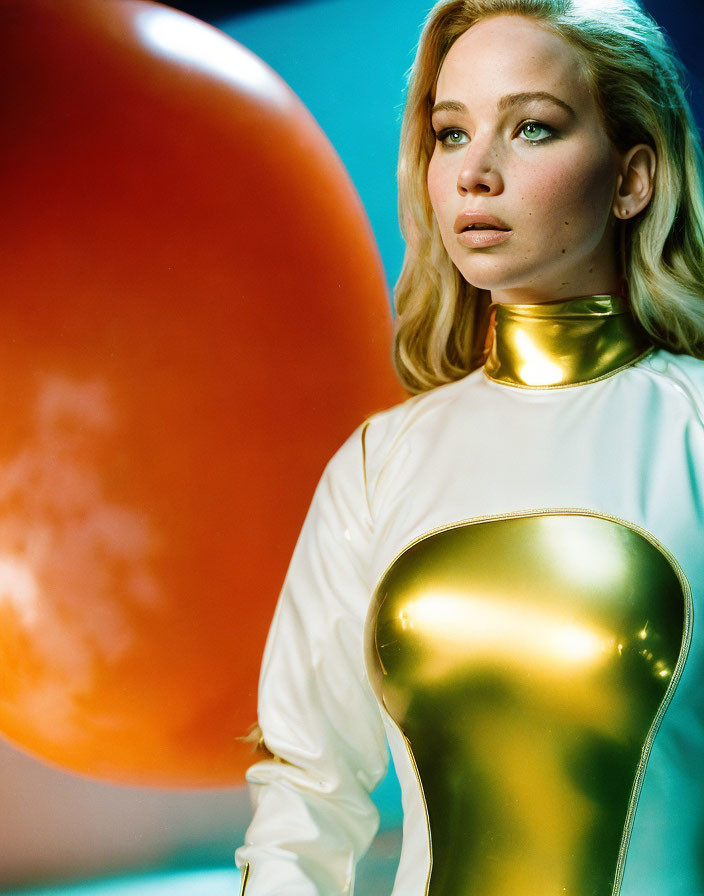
0 0 403 786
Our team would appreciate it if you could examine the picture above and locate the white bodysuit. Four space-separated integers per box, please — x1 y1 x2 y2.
235 295 704 896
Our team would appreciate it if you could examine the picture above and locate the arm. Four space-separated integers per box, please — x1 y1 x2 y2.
235 421 389 896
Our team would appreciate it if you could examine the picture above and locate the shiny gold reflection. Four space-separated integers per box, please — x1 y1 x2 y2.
364 511 689 896
483 295 654 388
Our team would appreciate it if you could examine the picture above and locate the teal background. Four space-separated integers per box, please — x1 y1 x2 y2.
3 870 239 896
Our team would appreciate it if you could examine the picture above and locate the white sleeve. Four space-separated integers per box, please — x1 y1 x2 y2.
235 420 390 896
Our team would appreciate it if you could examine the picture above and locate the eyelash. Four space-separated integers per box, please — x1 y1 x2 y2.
433 120 556 148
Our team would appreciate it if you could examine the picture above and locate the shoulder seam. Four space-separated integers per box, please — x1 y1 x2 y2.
639 355 704 429
361 418 372 522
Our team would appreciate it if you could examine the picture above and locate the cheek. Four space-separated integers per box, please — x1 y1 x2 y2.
540 155 615 214
426 165 439 216
427 157 452 226
524 150 616 233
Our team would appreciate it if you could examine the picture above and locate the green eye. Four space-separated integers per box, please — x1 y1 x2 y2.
435 128 468 146
518 121 554 143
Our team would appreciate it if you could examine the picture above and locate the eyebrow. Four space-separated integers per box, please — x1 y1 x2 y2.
431 91 575 118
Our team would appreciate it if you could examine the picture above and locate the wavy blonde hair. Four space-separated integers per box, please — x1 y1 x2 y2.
393 0 704 393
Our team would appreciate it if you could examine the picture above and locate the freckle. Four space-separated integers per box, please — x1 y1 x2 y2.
564 221 569 225
561 249 566 254
589 268 594 273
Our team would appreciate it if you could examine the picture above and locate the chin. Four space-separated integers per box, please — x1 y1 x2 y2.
452 253 553 296
453 262 523 293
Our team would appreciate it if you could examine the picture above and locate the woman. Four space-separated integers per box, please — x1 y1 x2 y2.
236 0 704 893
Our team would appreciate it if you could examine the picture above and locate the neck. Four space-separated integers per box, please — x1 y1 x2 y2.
483 294 654 389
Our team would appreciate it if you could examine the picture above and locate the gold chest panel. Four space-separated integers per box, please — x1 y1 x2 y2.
364 512 689 896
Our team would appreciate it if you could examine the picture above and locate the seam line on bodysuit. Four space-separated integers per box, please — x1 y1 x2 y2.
361 418 373 523
238 861 250 895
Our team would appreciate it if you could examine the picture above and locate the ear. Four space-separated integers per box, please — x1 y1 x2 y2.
612 144 657 220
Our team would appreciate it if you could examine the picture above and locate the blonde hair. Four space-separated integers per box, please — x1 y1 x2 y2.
393 0 704 394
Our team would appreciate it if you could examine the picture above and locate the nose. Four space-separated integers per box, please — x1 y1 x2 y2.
456 138 503 195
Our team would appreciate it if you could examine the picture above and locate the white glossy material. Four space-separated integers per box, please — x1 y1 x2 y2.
236 348 704 895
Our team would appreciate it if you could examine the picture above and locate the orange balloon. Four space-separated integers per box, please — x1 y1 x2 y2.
0 0 404 786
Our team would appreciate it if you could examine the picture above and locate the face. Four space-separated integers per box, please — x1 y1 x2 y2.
427 14 625 304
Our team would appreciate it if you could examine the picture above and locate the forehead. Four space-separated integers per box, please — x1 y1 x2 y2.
435 14 593 109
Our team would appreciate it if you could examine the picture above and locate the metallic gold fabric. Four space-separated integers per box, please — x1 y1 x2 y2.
483 295 654 388
364 511 690 896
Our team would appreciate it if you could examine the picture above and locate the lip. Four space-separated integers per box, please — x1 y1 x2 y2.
454 210 511 234
458 228 513 248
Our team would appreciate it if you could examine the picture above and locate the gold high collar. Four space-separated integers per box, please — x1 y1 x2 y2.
483 294 654 389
